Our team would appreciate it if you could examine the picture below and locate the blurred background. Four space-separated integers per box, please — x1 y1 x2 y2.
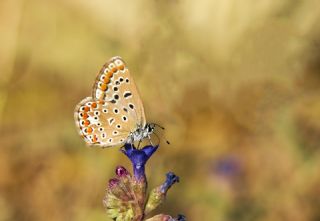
1 0 320 220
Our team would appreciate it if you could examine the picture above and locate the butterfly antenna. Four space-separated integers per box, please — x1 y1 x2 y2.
154 123 165 130
153 123 170 145
148 135 155 146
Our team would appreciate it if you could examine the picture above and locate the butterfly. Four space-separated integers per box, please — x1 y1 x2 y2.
74 56 157 148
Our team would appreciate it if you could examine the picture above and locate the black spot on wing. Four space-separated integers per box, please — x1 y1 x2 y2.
124 92 132 98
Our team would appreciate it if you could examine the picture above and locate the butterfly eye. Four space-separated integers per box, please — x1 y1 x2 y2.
113 87 118 91
122 116 127 122
114 94 119 100
98 127 104 132
125 78 129 83
119 77 124 82
94 111 100 116
100 75 106 81
102 109 108 113
115 81 120 85
116 124 121 129
102 133 106 138
119 138 124 142
148 125 154 132
94 116 99 120
108 138 113 143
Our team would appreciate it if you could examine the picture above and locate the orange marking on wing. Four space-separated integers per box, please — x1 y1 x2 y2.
86 127 93 133
92 135 98 143
98 100 105 105
84 120 90 126
107 71 113 78
112 66 117 72
100 83 107 91
84 106 90 112
81 112 89 119
103 77 110 84
91 103 97 108
119 64 125 70
83 106 90 112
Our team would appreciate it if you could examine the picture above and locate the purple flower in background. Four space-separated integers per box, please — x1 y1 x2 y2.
212 155 241 179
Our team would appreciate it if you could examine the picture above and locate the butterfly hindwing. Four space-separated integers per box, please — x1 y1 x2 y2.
74 97 130 147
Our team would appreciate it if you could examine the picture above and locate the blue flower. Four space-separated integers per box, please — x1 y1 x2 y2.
121 144 158 180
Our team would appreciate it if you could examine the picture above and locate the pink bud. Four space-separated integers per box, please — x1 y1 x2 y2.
115 166 129 177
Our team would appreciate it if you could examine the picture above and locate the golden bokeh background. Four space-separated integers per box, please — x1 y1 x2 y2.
1 0 320 220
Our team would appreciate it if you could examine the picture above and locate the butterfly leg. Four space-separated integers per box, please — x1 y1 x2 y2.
137 140 142 148
153 132 161 146
148 135 154 146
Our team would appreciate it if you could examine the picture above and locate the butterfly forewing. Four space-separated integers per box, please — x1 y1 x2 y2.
74 56 147 147
93 57 146 125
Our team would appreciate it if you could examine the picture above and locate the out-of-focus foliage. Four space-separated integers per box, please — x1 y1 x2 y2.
1 0 320 220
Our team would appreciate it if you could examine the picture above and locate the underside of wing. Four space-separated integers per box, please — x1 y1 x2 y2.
74 97 130 148
92 56 146 128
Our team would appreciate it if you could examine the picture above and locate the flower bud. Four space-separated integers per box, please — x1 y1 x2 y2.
108 178 120 189
145 172 180 215
115 166 129 177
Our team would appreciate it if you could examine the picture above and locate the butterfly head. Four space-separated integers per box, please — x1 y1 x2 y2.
146 123 156 134
142 123 170 145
